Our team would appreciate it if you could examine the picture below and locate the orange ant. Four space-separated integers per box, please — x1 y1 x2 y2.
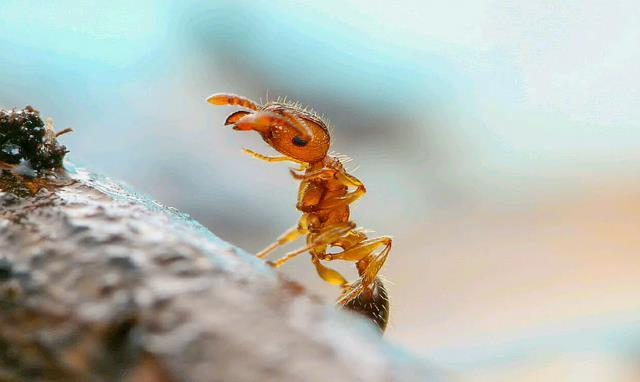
207 93 391 332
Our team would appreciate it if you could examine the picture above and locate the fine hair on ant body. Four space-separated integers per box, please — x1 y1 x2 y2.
207 92 392 332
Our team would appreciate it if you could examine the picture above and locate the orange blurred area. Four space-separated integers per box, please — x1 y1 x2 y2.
388 180 640 379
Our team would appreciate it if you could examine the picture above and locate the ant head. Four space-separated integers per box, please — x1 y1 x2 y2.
208 93 330 164
258 103 330 163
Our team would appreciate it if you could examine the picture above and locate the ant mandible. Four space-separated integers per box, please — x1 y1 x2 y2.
207 93 392 332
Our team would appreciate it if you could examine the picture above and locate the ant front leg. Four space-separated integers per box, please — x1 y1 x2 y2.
242 148 308 168
316 172 366 210
289 168 336 181
317 187 366 210
310 256 348 286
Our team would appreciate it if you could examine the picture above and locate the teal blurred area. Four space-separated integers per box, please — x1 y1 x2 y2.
2 1 640 380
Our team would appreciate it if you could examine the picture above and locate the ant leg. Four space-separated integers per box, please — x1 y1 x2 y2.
242 148 308 167
358 240 392 287
337 241 392 306
315 172 366 210
311 256 348 286
267 222 355 268
307 228 366 286
316 186 366 210
320 236 391 263
323 236 392 297
256 225 305 259
257 214 315 258
331 229 368 249
335 171 364 188
289 168 336 181
290 168 363 183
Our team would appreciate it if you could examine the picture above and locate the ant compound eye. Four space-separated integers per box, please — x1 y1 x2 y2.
292 136 308 147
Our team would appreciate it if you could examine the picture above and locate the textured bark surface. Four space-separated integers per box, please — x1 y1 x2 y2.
0 165 440 382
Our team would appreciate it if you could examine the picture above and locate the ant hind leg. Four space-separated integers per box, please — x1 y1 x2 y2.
328 236 392 303
311 256 348 286
266 222 355 268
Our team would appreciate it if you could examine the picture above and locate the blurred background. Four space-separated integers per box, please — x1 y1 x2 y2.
2 1 640 380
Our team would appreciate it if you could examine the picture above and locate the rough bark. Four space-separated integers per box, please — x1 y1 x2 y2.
0 164 439 382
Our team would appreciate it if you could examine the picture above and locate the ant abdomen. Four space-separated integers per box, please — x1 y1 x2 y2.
342 277 389 332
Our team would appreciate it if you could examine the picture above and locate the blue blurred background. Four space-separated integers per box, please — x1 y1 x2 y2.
2 1 640 380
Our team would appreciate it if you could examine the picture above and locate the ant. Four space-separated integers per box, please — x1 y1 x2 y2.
207 93 391 332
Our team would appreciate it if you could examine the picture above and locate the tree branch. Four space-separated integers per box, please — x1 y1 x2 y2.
0 107 439 382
